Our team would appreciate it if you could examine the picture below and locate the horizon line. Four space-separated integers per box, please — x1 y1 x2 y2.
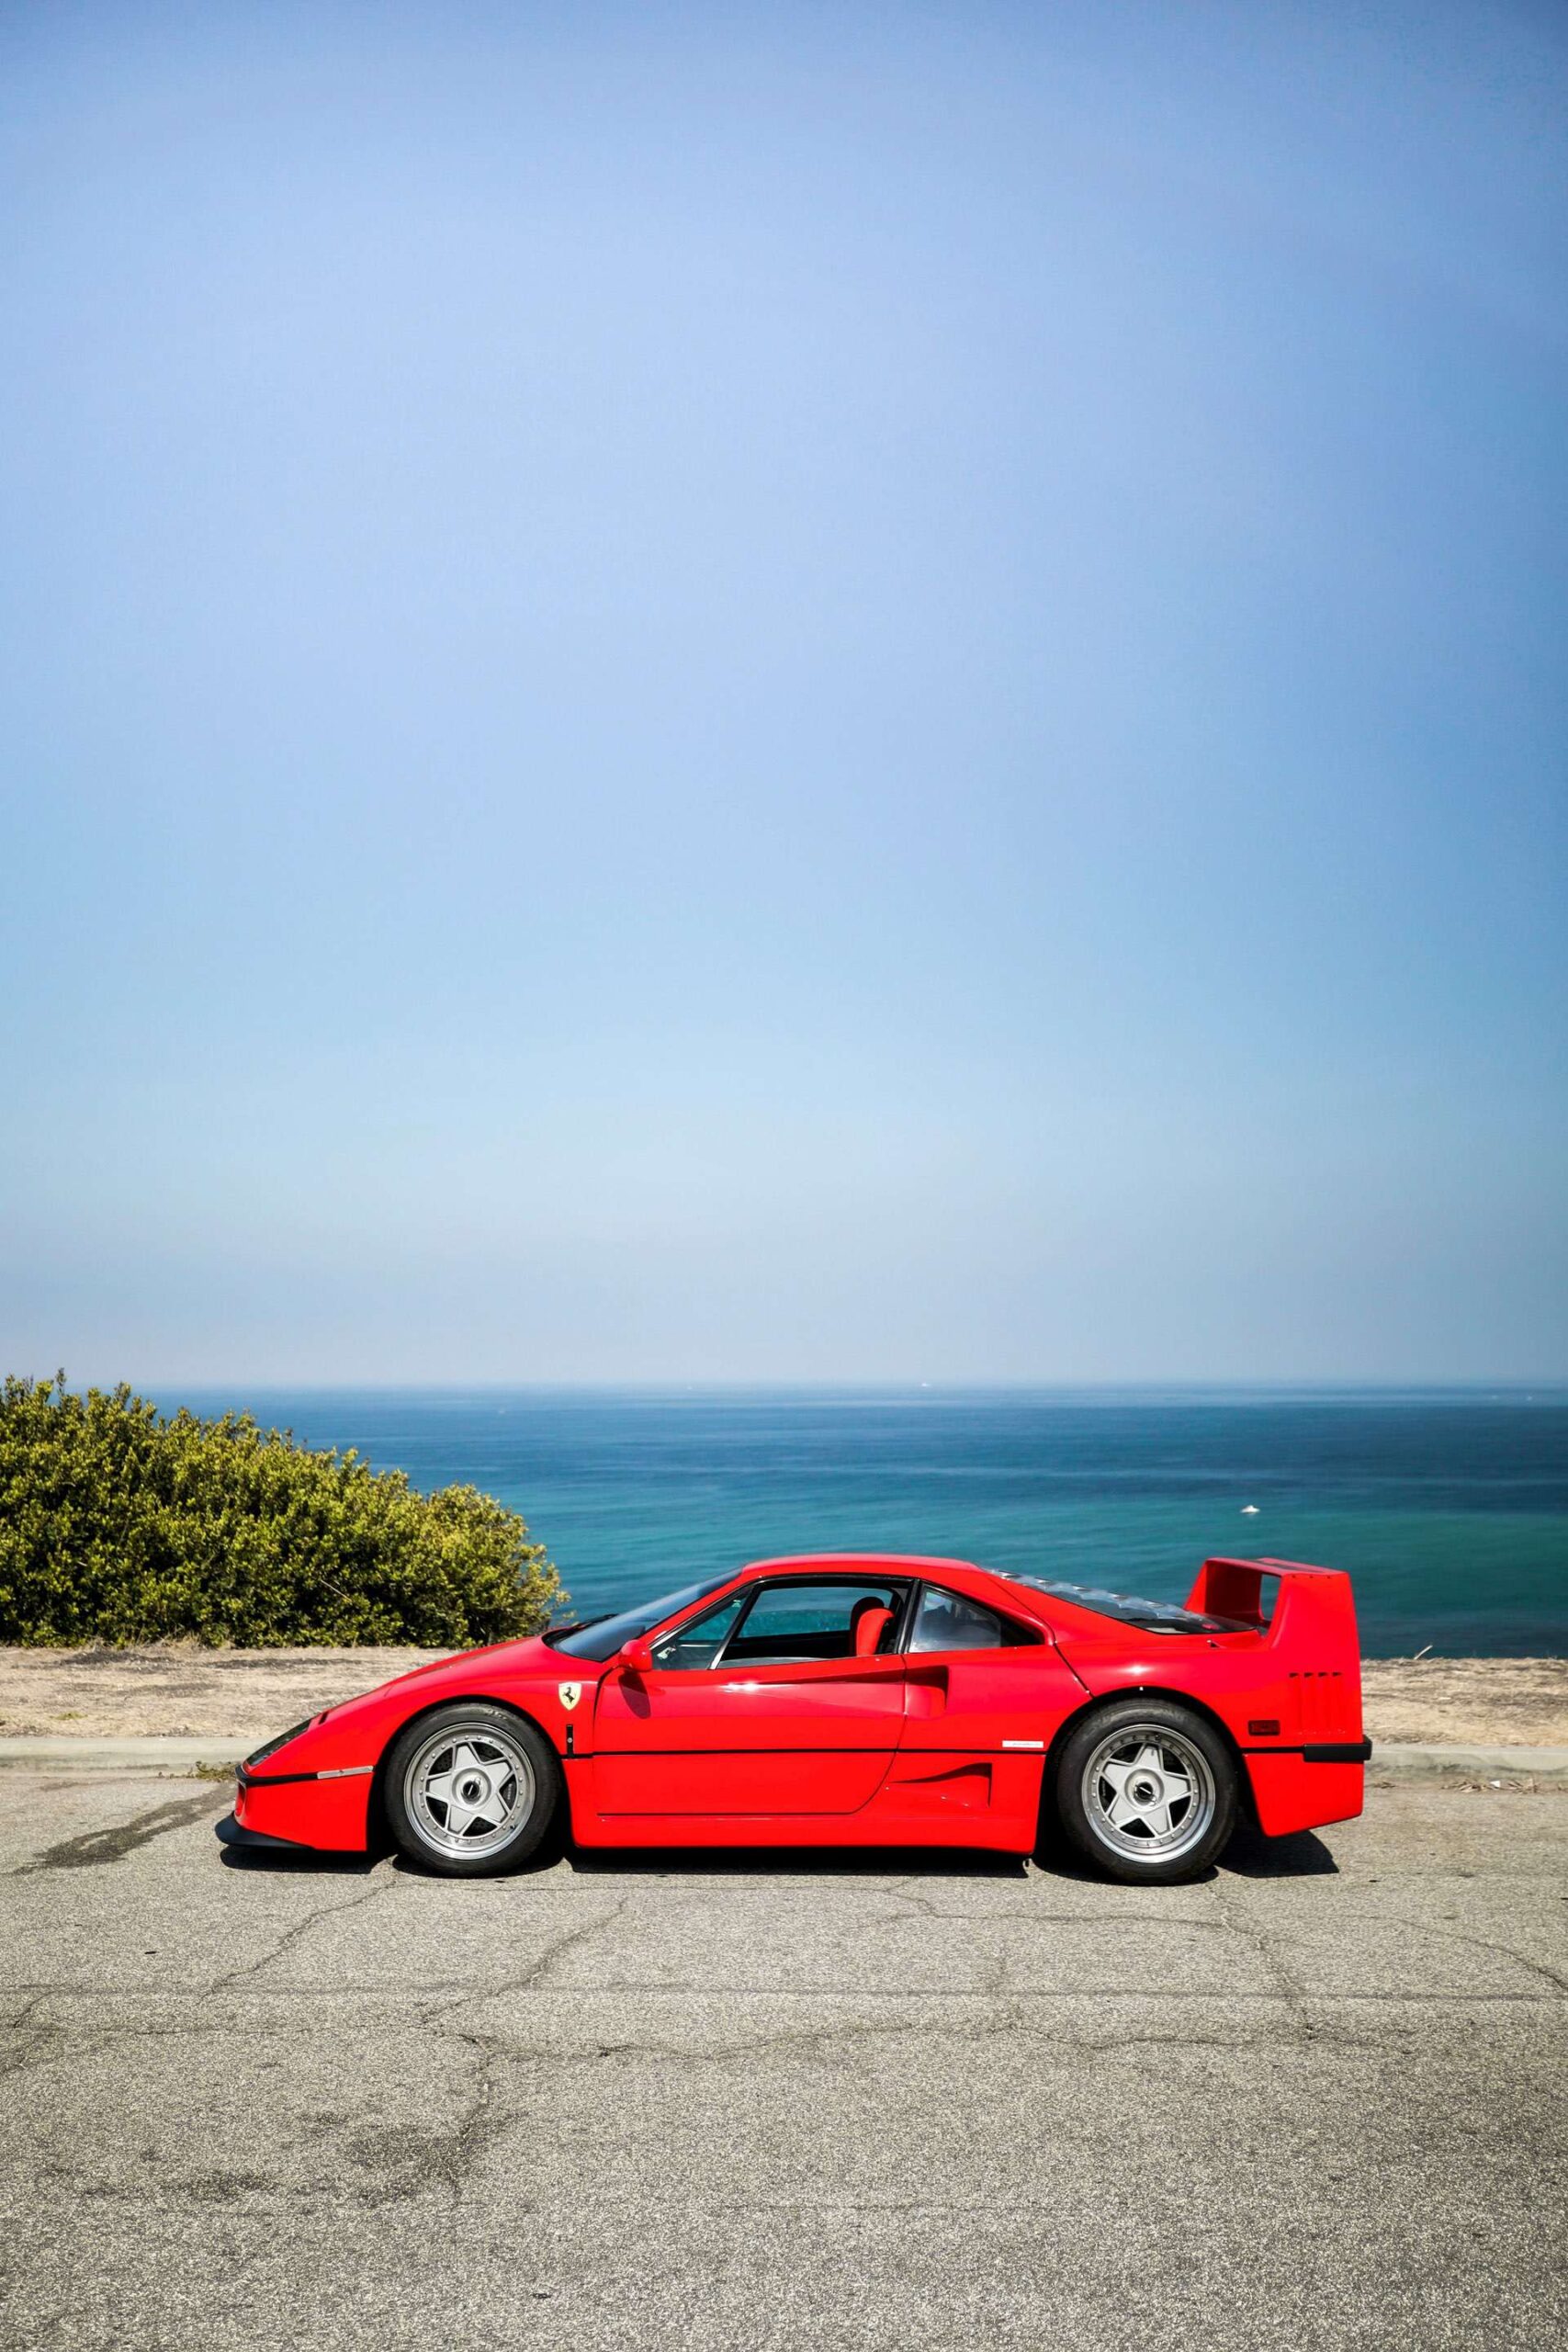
47 1375 1568 1397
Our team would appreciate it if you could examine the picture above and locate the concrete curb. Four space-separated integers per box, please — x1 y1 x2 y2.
1366 1742 1568 1787
2 1734 1567 1784
0 1736 245 1773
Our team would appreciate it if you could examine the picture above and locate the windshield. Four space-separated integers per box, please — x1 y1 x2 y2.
1009 1577 1254 1635
547 1572 739 1662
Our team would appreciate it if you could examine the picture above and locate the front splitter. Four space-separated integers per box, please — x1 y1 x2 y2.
215 1812 311 1853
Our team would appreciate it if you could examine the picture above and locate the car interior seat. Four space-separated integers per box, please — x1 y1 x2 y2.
850 1598 896 1657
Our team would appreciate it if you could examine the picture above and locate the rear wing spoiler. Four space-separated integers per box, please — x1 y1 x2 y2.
1186 1557 1360 1658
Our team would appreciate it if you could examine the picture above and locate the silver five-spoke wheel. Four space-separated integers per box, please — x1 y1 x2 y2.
1083 1724 1215 1864
384 1702 560 1875
405 1721 536 1860
1053 1698 1237 1883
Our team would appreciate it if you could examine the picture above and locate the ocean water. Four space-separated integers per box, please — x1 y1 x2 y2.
159 1386 1568 1657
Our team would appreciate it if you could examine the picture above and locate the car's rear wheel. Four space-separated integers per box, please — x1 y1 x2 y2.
383 1702 560 1877
1054 1699 1236 1883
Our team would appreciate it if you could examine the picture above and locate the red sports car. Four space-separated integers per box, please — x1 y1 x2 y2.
218 1552 1371 1884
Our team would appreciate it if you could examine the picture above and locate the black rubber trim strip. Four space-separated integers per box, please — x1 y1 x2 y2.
214 1813 311 1852
1242 1739 1372 1763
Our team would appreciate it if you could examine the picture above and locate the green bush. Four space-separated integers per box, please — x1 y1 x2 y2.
0 1374 565 1648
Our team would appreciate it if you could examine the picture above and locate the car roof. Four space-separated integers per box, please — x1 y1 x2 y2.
731 1553 1052 1621
738 1552 985 1578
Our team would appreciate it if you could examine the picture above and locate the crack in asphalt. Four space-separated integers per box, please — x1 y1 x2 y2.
0 1989 1470 2221
326 2031 510 2208
1209 1875 1311 2035
520 1893 635 1989
0 2016 231 2085
1358 1913 1568 1996
477 2001 1322 2076
432 1893 636 2038
5 1973 1562 2207
299 1891 647 2206
214 1877 396 1987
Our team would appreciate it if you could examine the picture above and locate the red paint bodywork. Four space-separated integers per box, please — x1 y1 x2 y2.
231 1553 1367 1857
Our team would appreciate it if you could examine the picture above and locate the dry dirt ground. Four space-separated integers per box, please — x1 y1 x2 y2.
1360 1656 1568 1746
0 1645 1564 1744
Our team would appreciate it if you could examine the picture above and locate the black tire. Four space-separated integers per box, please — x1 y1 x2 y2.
382 1702 561 1877
1053 1698 1237 1884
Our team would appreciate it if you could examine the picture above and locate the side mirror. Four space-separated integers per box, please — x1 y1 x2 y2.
617 1635 655 1674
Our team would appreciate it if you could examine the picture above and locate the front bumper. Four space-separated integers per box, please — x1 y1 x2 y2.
231 1758 376 1852
215 1812 312 1853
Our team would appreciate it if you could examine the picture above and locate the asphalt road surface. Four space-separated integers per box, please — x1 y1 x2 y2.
3 1775 1565 2352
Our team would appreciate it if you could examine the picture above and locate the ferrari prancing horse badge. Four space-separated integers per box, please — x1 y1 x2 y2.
558 1681 583 1712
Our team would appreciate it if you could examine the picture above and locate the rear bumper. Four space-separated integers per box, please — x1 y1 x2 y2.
1244 1741 1370 1837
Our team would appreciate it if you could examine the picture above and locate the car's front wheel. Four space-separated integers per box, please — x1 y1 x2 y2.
383 1702 561 1876
1054 1699 1236 1883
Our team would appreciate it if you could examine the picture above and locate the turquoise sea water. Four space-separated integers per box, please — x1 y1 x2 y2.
159 1386 1568 1657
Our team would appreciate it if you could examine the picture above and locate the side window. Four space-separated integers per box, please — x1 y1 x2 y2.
724 1581 905 1665
650 1591 750 1670
908 1587 1010 1655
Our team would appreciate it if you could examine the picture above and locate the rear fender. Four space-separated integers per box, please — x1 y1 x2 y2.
1186 1558 1364 1744
1041 1668 1365 1845
1186 1559 1367 1833
1040 1686 1252 1829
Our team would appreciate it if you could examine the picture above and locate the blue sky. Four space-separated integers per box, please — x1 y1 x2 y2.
1 1 1564 1382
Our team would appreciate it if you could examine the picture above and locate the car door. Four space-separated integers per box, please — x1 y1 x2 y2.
883 1580 1089 1844
591 1576 910 1816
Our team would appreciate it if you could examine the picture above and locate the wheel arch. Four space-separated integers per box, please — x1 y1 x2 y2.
1042 1684 1252 1824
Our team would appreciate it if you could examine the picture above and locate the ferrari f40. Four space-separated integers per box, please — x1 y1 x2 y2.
219 1553 1371 1884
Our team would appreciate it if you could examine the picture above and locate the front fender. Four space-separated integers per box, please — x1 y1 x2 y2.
231 1656 598 1852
